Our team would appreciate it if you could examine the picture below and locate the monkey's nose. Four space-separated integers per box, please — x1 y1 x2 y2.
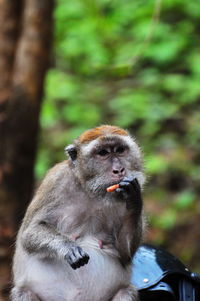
113 167 125 176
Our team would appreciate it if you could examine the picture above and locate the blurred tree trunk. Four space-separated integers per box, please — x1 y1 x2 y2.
0 0 54 299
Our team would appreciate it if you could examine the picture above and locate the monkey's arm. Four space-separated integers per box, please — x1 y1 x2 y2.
19 161 89 269
115 177 144 264
20 216 89 269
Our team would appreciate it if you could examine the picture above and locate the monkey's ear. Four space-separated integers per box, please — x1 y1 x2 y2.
64 144 77 161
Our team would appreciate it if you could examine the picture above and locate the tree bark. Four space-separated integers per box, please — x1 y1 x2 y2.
0 1 54 299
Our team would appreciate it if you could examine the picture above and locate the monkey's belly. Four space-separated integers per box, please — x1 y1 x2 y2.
23 245 130 301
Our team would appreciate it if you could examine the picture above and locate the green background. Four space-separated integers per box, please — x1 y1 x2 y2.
36 0 200 272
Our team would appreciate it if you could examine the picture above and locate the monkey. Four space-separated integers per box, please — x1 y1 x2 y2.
11 125 146 301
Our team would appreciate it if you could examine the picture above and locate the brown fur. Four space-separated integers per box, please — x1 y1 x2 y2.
79 125 128 144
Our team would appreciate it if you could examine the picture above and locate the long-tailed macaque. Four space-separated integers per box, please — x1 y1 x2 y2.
11 125 146 301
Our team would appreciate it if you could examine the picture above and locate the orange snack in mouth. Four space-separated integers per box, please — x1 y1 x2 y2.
106 184 120 192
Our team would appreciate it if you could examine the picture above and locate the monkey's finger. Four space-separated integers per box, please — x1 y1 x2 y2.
115 187 128 196
75 247 89 266
81 255 89 266
79 248 90 262
122 176 139 186
122 178 141 196
121 177 138 189
134 177 139 186
119 181 132 194
74 256 88 269
65 247 80 265
71 263 79 270
66 255 76 268
119 181 131 188
77 246 85 257
122 176 135 182
80 255 90 266
74 246 83 258
68 256 82 270
115 188 129 200
115 188 124 193
67 246 89 268
66 250 76 265
131 178 141 192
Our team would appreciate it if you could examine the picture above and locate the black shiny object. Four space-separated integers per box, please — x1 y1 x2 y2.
131 244 200 301
131 244 192 289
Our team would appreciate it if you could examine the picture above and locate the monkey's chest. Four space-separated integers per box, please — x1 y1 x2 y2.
74 249 128 300
64 244 129 301
31 241 129 301
59 209 121 243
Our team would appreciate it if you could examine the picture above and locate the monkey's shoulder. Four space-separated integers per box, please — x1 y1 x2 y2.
40 160 71 183
23 161 79 222
36 160 76 193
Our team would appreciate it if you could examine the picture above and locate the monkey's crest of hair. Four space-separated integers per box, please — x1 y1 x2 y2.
78 125 129 144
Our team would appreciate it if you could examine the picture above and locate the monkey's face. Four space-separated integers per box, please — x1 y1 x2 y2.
68 135 145 196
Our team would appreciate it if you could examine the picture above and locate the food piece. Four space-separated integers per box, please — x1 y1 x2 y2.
106 184 120 192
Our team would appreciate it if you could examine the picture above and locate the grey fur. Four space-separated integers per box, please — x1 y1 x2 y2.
11 130 145 301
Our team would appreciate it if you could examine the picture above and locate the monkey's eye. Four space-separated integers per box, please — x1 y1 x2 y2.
116 146 126 154
98 149 109 157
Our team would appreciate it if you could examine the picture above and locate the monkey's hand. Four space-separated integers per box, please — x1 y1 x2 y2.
116 177 142 213
65 246 90 270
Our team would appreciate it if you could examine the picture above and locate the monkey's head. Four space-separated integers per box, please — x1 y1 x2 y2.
65 125 145 196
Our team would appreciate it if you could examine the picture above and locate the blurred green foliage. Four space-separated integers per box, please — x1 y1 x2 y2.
36 0 200 271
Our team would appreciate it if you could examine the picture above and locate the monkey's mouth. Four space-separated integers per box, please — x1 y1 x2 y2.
104 177 124 190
